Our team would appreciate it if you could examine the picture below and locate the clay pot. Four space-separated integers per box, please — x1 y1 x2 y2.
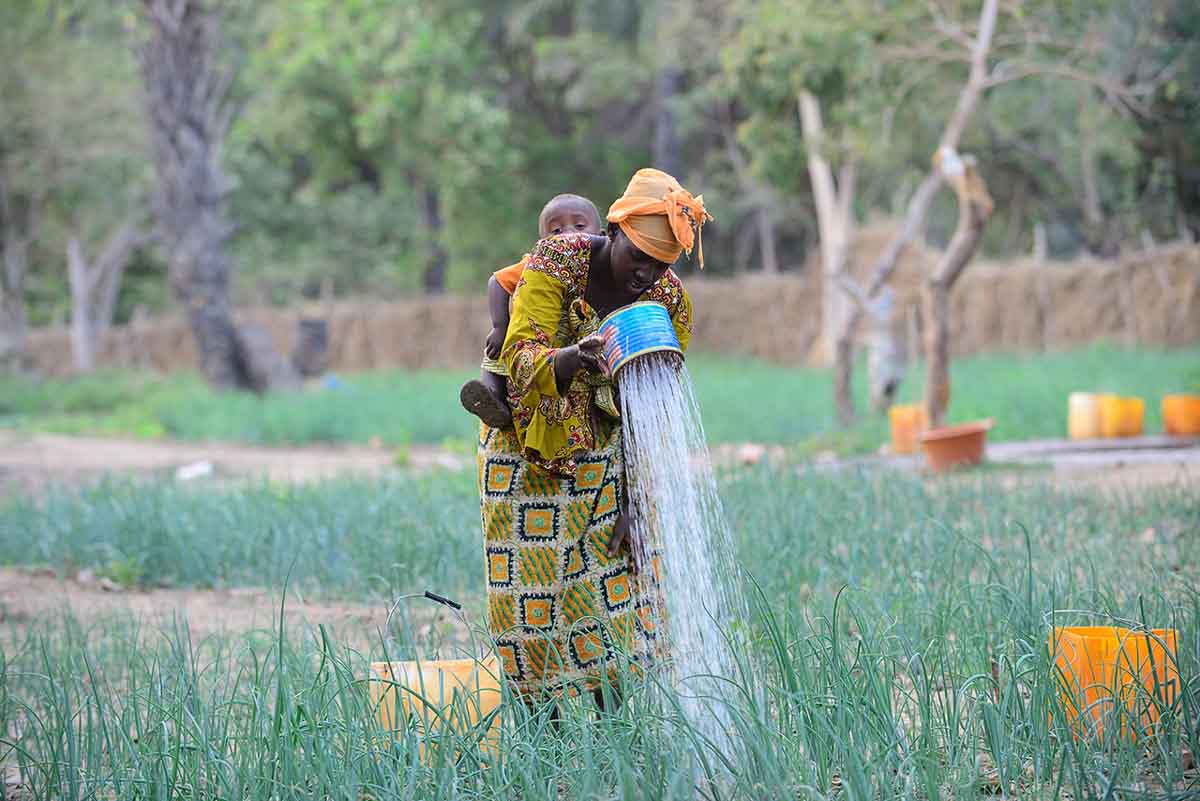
1163 394 1200 436
919 419 993 473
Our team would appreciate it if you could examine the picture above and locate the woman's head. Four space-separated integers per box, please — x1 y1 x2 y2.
604 168 712 294
607 223 670 296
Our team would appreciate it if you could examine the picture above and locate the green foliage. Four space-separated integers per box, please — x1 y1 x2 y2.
0 471 1196 797
1 1 149 324
1 0 1198 324
3 345 1197 449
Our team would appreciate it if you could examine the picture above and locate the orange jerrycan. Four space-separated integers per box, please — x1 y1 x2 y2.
1100 396 1144 438
1050 626 1178 740
889 404 927 455
1067 393 1103 440
1163 394 1200 435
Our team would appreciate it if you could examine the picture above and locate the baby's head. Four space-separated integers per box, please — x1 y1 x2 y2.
538 194 602 238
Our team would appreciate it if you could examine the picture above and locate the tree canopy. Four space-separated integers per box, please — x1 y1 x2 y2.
1 0 1195 328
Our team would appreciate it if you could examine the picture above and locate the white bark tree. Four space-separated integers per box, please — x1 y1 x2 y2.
798 90 858 421
67 219 147 371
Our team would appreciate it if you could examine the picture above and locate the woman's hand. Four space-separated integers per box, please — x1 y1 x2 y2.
607 502 638 572
576 333 611 377
553 333 611 391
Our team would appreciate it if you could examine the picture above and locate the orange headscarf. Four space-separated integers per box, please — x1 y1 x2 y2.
606 168 713 268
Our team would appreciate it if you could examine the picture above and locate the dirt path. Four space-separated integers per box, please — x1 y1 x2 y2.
3 431 1196 494
0 431 469 492
0 567 457 651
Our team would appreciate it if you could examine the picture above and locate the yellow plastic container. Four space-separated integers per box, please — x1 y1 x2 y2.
1163 394 1200 436
370 655 502 758
888 404 928 455
1050 626 1178 739
1067 393 1104 440
1099 395 1144 438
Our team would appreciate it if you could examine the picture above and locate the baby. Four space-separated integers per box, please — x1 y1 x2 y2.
459 193 603 428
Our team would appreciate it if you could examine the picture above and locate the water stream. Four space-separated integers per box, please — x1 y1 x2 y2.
618 353 748 752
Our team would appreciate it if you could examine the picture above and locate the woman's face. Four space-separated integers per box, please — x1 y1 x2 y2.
609 227 671 298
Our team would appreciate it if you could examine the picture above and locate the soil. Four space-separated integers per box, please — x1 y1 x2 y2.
0 566 396 648
1 431 1193 642
0 431 469 494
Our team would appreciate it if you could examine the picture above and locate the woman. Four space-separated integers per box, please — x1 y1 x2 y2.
477 168 711 701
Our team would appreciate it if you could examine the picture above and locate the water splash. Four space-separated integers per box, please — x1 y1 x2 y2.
618 353 747 751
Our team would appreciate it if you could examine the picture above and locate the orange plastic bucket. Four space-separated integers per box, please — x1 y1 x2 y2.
1067 393 1103 440
1099 396 1144 438
1050 626 1178 739
1163 394 1200 436
370 655 502 758
888 404 928 455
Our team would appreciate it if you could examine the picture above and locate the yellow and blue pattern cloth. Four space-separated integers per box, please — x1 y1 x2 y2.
477 423 664 697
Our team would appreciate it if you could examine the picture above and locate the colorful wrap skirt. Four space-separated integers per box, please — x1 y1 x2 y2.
476 422 664 697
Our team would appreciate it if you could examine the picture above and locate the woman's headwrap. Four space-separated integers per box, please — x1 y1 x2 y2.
606 168 713 268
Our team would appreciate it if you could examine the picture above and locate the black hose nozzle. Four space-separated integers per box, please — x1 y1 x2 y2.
424 590 462 610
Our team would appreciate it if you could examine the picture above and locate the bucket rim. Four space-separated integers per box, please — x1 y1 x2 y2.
598 300 674 330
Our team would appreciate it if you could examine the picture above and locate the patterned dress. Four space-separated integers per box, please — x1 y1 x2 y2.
477 232 692 697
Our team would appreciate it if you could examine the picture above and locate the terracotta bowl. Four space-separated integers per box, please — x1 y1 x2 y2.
919 418 994 473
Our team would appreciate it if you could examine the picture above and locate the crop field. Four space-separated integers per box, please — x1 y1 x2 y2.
1 466 1196 799
3 344 1198 453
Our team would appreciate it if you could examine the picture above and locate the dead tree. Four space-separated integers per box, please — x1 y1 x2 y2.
67 219 147 371
923 148 993 428
137 0 296 391
823 0 1156 425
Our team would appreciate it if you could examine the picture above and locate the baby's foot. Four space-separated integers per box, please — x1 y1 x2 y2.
460 377 513 429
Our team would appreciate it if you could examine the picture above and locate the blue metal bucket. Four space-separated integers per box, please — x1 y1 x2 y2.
598 302 682 376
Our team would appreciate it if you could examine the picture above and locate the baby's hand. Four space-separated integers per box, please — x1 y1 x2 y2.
485 327 505 359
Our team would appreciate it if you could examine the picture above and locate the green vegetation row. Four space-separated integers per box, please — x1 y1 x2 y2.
1 468 1197 798
3 345 1198 452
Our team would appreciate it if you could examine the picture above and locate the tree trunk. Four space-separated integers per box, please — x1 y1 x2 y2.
798 90 858 422
755 205 778 274
719 106 778 275
0 239 28 368
867 286 904 413
67 237 97 372
923 150 993 428
421 184 447 293
184 250 244 388
95 247 130 331
67 221 144 371
922 279 952 428
138 0 287 391
0 167 35 369
653 67 683 179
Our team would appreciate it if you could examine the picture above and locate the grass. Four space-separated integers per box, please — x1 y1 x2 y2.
1 344 1198 453
0 468 1197 798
